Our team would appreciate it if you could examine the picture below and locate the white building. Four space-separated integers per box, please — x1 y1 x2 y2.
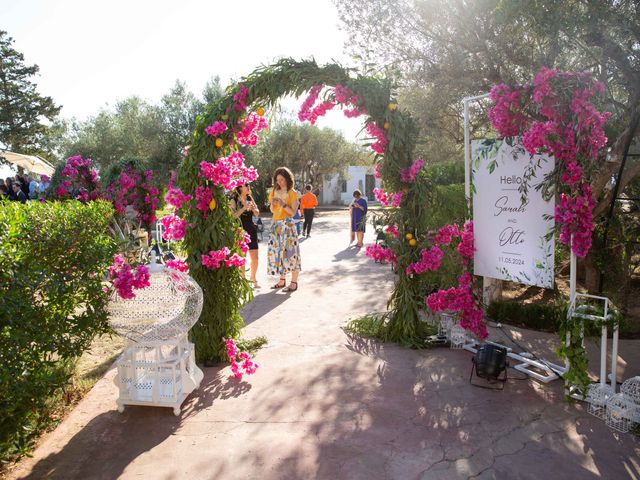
321 165 381 205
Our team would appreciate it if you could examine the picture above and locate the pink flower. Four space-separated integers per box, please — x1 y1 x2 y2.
199 151 258 191
532 67 557 103
233 84 249 112
373 162 383 179
107 254 150 299
298 84 324 122
201 247 230 270
237 228 251 254
165 187 192 210
195 186 213 214
119 172 136 190
390 191 404 207
224 253 247 268
400 159 425 183
425 271 487 339
488 68 610 257
334 84 358 105
237 113 268 146
457 221 475 265
406 245 444 276
133 265 150 289
333 84 366 118
102 165 158 229
561 161 582 186
225 337 259 380
166 259 189 272
488 83 529 137
555 183 595 257
384 225 399 238
373 188 402 207
55 156 101 201
364 244 397 266
61 165 78 178
434 224 461 246
160 214 186 241
307 100 336 125
373 187 389 205
367 122 387 154
205 121 228 137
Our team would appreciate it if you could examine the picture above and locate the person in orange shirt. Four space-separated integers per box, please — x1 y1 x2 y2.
299 184 318 237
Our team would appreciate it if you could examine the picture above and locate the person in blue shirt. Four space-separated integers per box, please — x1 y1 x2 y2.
349 189 368 247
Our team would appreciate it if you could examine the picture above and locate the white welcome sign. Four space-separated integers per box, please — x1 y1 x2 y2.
472 138 555 288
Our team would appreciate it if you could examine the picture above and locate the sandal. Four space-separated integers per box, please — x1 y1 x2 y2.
270 279 286 289
282 281 298 293
251 280 260 288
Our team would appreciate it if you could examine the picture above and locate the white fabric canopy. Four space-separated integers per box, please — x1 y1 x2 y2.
1 151 55 176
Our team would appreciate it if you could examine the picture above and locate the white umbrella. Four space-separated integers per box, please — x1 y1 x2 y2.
1 151 55 176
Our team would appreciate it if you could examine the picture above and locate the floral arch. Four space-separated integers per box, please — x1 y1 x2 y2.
172 58 446 362
48 60 611 391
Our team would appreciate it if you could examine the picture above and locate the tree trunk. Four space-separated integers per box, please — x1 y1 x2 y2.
581 253 600 293
592 94 640 218
482 277 502 305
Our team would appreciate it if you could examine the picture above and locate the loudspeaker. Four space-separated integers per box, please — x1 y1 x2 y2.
470 343 508 389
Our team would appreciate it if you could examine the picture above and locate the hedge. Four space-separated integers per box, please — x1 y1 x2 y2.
0 200 115 461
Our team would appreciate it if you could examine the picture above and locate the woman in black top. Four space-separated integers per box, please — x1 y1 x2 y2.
230 184 261 287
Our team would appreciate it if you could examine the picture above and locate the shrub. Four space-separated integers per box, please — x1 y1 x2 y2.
0 200 115 462
487 298 635 337
426 161 465 186
486 300 562 332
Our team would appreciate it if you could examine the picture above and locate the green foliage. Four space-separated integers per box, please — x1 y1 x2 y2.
0 30 61 157
371 181 467 298
246 122 369 208
427 162 465 186
62 97 167 175
345 313 438 347
336 0 640 215
101 156 145 187
428 184 466 227
0 200 115 462
180 58 430 357
487 300 562 332
344 313 388 338
60 78 224 185
337 0 640 399
592 173 640 312
183 194 253 363
555 300 591 399
236 336 268 355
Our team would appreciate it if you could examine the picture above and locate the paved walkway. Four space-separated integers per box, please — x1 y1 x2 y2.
8 212 640 479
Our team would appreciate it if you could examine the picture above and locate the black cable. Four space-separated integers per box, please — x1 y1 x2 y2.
488 319 623 384
487 319 566 377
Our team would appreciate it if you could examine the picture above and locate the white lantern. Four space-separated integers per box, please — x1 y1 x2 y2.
606 393 639 433
621 376 640 404
586 383 614 420
107 259 204 415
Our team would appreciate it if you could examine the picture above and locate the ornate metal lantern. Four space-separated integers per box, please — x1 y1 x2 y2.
107 258 204 415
